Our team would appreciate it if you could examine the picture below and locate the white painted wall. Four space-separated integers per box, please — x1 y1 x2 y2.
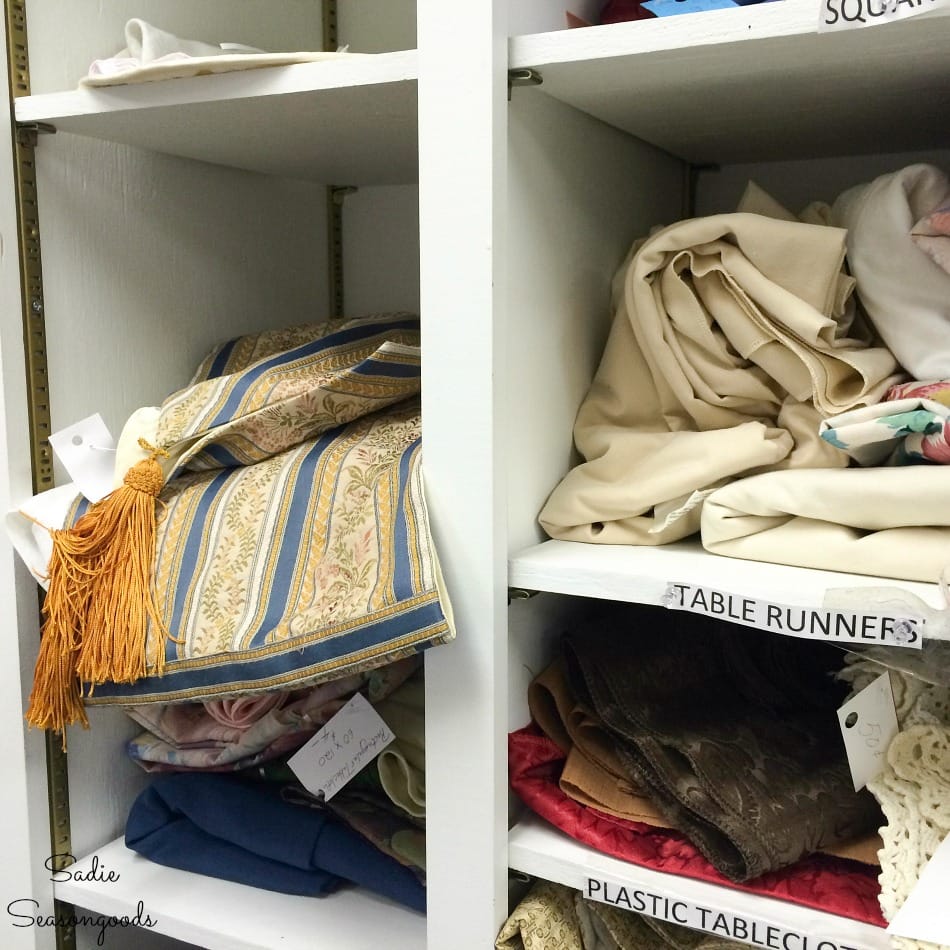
339 0 417 51
342 185 420 318
508 0 603 34
35 135 327 443
505 90 682 554
695 147 950 216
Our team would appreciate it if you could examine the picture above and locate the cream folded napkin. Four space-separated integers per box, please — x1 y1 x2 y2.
82 18 354 87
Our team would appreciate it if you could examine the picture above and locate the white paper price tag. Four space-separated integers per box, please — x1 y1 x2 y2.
837 672 899 792
48 414 116 503
287 693 394 802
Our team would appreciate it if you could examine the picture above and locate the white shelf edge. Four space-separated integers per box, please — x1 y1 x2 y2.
508 538 945 614
15 48 418 124
509 815 890 950
53 838 425 950
509 0 950 68
510 0 816 67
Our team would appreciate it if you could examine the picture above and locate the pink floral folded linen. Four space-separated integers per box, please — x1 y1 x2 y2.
911 199 950 275
126 656 419 772
205 693 288 729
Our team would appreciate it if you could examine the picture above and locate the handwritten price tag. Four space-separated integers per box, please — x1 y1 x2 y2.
837 671 899 792
287 693 394 802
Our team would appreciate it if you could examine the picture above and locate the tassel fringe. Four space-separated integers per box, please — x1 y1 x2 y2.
26 441 169 744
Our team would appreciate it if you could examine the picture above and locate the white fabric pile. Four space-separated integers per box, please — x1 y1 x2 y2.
82 19 353 87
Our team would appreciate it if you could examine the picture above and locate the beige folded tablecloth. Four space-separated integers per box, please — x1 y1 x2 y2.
701 466 950 583
540 211 899 546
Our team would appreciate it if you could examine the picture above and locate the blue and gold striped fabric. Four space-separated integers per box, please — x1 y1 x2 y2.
160 313 423 475
80 314 453 705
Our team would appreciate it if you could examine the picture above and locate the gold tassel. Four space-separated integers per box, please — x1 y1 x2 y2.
25 439 170 742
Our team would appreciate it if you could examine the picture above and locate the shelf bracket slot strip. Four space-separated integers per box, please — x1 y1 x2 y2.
322 0 338 53
3 3 75 948
327 184 357 318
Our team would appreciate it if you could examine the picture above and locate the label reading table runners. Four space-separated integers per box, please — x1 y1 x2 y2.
664 584 923 649
585 880 876 949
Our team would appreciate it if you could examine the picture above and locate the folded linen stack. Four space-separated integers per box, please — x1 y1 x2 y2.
81 18 353 87
540 164 950 584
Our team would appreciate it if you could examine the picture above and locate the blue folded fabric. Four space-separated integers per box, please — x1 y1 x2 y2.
125 773 426 912
641 0 737 14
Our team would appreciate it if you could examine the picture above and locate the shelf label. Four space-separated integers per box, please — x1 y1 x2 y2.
818 0 949 33
837 672 899 792
585 879 870 949
887 834 950 945
287 693 394 802
663 583 923 649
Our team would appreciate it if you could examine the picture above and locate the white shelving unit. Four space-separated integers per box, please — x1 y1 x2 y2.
2 4 431 950
510 539 945 612
501 4 950 950
509 0 950 162
1 1 948 949
14 51 419 183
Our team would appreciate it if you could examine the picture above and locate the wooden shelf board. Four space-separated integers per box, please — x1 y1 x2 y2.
15 51 419 184
509 538 944 612
509 815 890 950
509 1 950 164
53 838 426 950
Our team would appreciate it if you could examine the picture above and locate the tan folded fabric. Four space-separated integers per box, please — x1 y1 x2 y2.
560 748 672 827
529 660 671 826
527 659 574 754
566 703 640 790
702 466 950 583
540 212 900 546
374 669 426 818
824 832 883 866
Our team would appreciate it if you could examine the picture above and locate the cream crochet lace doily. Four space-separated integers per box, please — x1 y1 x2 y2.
869 724 950 950
840 658 950 950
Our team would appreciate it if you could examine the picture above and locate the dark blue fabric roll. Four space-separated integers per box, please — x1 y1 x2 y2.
125 773 426 912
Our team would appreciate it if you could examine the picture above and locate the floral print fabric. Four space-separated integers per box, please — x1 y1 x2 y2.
125 657 419 772
820 380 950 465
911 199 950 275
496 879 750 950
